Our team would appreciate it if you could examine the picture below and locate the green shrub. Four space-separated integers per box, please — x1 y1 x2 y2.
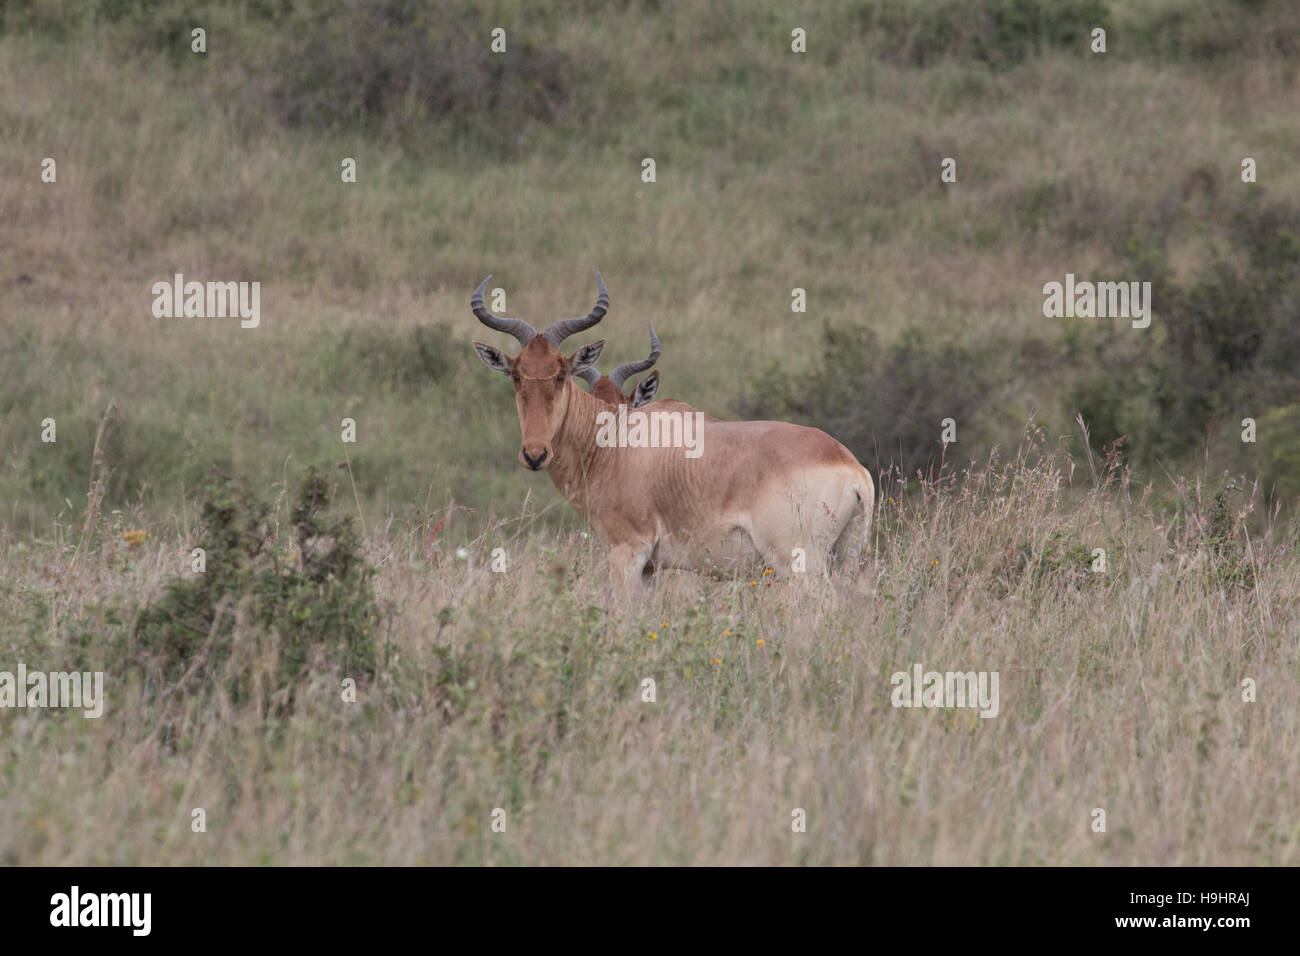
741 323 1004 479
1201 476 1254 589
3 0 591 155
1258 405 1300 503
1067 196 1300 471
1122 0 1299 63
317 323 458 393
267 0 586 151
856 0 1111 70
852 0 1296 69
131 467 380 710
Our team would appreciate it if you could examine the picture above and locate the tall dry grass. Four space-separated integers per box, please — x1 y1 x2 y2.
2 437 1294 865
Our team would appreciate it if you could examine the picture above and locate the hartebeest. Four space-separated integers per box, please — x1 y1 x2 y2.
576 324 661 407
471 274 874 588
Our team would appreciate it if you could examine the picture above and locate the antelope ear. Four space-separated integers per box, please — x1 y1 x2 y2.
567 338 606 374
632 370 660 407
473 341 512 374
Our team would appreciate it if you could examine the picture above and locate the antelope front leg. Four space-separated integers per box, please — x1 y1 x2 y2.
608 543 653 598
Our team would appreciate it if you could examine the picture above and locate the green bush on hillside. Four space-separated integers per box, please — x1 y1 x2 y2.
855 0 1111 69
1068 196 1300 465
318 323 458 393
741 323 1004 478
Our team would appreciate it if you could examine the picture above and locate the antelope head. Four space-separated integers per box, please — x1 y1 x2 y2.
472 274 607 471
576 325 661 408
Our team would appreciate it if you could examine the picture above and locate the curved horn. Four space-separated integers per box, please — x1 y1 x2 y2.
471 275 537 346
540 272 608 347
609 324 661 389
576 366 600 387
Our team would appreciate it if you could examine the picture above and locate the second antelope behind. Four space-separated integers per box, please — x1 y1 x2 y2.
472 274 874 591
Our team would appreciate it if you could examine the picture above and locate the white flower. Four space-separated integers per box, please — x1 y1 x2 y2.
456 547 469 560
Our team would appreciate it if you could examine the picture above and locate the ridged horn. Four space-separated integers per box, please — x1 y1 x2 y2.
609 324 661 389
471 275 537 346
540 272 608 347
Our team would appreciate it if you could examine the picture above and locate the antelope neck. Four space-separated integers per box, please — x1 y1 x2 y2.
547 381 618 505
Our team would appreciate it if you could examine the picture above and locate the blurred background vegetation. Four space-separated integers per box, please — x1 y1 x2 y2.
2 0 1299 540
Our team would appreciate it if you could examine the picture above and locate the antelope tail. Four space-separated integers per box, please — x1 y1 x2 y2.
855 465 875 556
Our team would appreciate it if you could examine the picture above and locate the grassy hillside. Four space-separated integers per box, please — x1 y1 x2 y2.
1 0 1297 864
4 0 1300 531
